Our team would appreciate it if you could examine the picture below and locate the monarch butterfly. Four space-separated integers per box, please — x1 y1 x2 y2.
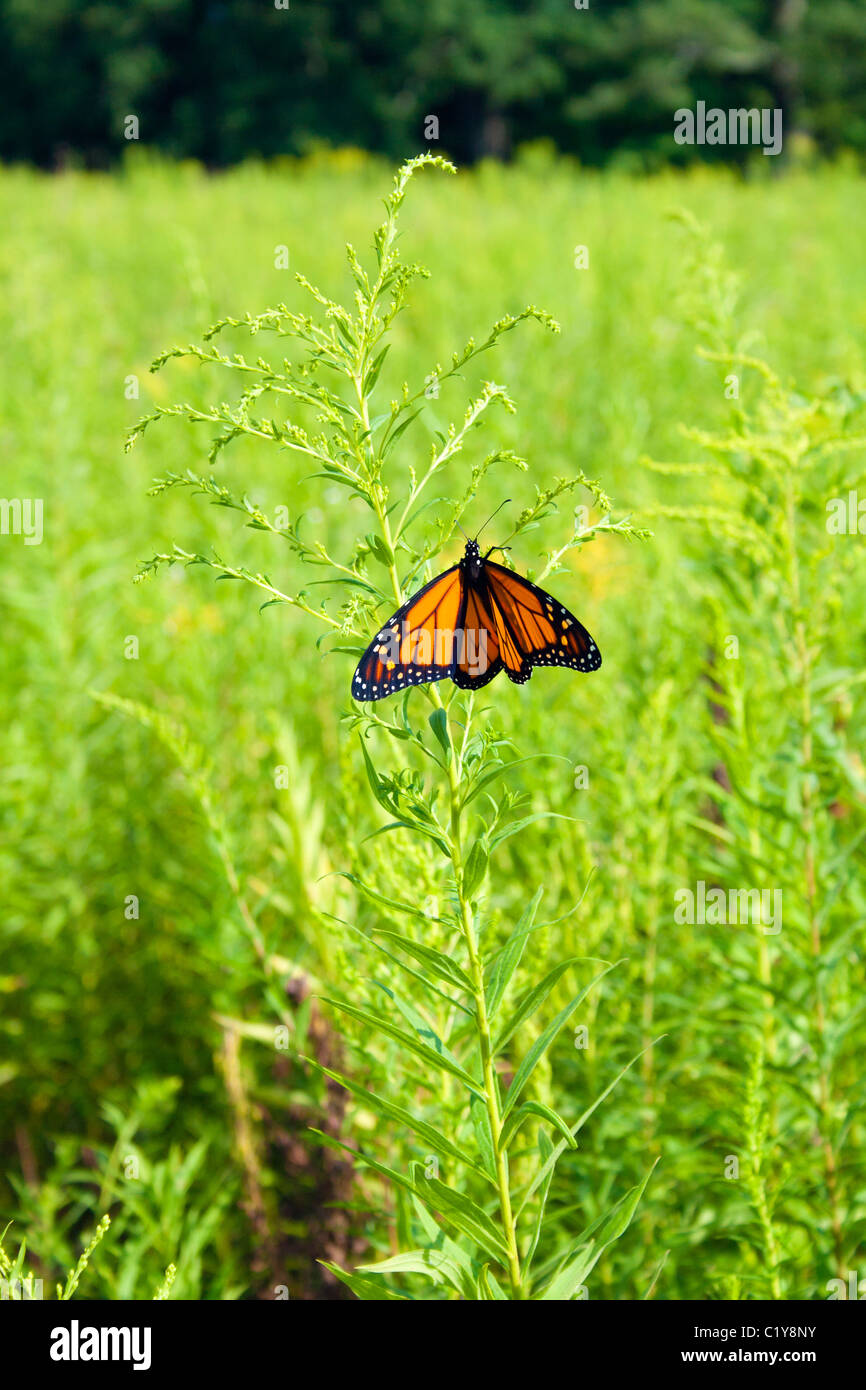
351 532 601 702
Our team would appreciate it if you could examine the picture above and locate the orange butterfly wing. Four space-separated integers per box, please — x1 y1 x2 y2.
452 581 504 690
482 560 601 683
352 566 464 701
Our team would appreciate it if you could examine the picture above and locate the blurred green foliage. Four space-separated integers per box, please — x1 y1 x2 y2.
1 1 866 167
1 151 864 1298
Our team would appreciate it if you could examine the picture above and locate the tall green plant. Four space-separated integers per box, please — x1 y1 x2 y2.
645 213 866 1296
127 154 654 1299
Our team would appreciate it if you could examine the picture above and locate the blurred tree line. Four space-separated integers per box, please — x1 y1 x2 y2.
0 0 863 168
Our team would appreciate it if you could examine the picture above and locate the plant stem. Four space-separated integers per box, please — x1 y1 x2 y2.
444 716 523 1299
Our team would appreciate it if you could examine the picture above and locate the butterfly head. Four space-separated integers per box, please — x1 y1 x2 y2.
462 537 483 580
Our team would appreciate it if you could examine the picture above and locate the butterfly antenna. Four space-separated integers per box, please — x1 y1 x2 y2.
475 498 511 541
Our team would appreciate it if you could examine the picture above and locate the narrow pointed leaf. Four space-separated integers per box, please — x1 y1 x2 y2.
363 344 390 394
383 408 422 455
334 870 449 926
537 1242 596 1301
470 1092 497 1179
301 1055 492 1183
463 839 489 900
309 1128 420 1203
498 1099 578 1153
357 1249 462 1291
523 1131 555 1275
319 997 485 1097
493 956 581 1054
489 811 576 850
463 756 564 807
337 918 472 1016
372 983 469 1076
501 962 621 1119
485 888 543 1019
538 1160 658 1299
359 737 393 814
408 1193 478 1299
428 708 451 761
478 1264 509 1300
413 1175 510 1262
517 1037 663 1216
319 1262 409 1300
373 930 474 992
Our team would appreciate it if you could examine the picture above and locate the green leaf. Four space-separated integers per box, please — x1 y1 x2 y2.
372 982 472 1079
309 1127 418 1203
319 997 485 1097
366 533 394 567
501 962 621 1119
363 344 390 395
332 315 357 350
498 1099 577 1153
362 816 450 857
488 811 576 850
413 1175 510 1262
301 1055 492 1183
597 1161 659 1245
335 916 473 1017
319 1261 409 1300
523 1131 555 1275
394 1183 413 1256
537 1160 658 1299
470 1092 497 1179
485 888 543 1019
463 755 566 807
383 408 422 456
428 708 451 761
462 838 488 901
334 870 447 925
537 1243 596 1301
478 1264 509 1300
359 737 392 815
358 1249 463 1292
407 1194 479 1300
516 1037 663 1217
492 956 580 1055
373 929 474 993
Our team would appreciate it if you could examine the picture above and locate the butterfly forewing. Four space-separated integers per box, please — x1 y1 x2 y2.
484 561 601 677
351 566 463 701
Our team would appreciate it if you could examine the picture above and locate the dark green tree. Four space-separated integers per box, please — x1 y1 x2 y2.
0 0 863 167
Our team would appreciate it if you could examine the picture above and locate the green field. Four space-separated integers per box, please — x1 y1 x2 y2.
2 149 865 1300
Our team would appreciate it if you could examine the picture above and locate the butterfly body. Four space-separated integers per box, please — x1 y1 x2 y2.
461 537 484 584
352 537 600 702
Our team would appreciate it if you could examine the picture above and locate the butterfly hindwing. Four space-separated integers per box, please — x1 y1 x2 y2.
452 580 504 690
